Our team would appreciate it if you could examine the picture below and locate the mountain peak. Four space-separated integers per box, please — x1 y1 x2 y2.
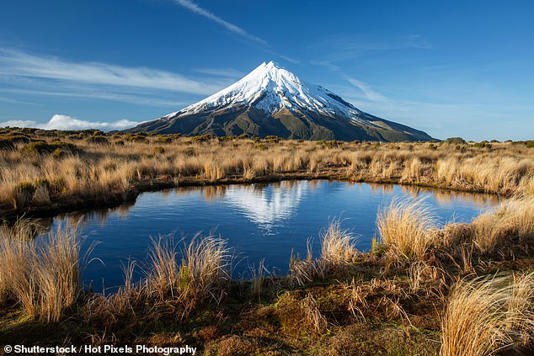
264 60 284 70
249 60 299 86
174 61 308 115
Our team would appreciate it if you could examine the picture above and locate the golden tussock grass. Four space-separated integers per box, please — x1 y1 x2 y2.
81 234 231 324
320 221 359 266
0 129 533 215
441 273 534 356
289 221 358 286
377 198 437 260
145 234 231 315
0 220 80 322
472 197 534 255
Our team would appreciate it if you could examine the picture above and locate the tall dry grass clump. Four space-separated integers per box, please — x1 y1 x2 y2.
178 235 231 303
34 225 81 322
0 219 39 306
377 199 436 260
289 221 358 286
0 234 35 311
0 220 80 322
289 241 321 286
320 221 358 266
441 273 534 356
147 236 179 299
522 177 534 197
472 197 534 255
147 234 231 313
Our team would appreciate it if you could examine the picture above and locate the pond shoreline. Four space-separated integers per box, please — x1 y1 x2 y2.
1 171 505 222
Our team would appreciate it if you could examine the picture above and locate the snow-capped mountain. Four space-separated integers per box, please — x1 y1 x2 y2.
128 61 432 141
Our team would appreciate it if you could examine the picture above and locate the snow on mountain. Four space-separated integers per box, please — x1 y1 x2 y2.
165 61 365 123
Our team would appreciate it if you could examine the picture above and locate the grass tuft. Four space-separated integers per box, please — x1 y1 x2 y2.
472 197 534 255
441 273 534 356
289 221 357 286
377 198 436 260
146 234 231 317
0 220 80 322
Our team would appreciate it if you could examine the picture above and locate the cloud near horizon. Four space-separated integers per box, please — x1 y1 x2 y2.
0 114 140 131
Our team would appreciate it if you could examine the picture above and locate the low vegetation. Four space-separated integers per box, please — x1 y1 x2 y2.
1 127 533 354
377 198 436 260
1 190 533 354
0 127 532 218
441 274 534 356
0 222 80 323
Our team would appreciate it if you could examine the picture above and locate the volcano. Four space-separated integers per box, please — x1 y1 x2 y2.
128 61 432 141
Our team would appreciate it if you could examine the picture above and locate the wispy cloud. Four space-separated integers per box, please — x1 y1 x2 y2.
0 87 186 107
0 48 225 95
173 0 267 45
0 95 29 104
193 67 245 79
313 60 387 102
262 49 300 64
308 34 431 62
171 0 299 64
0 114 140 131
343 76 386 102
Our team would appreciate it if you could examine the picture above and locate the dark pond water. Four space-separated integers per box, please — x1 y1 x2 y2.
46 180 499 292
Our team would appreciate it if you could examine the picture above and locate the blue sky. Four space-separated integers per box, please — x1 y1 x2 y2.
0 0 533 140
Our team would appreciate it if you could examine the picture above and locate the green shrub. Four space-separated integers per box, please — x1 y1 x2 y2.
86 135 110 145
154 136 173 144
11 182 36 209
124 133 147 143
445 137 466 145
319 140 343 148
0 134 33 150
130 136 148 144
0 139 15 151
153 146 165 154
264 135 280 143
22 141 78 155
474 142 492 149
67 134 84 140
51 148 66 159
192 134 212 142
254 144 268 151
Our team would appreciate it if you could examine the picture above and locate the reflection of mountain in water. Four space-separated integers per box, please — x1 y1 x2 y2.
40 180 498 235
223 181 309 230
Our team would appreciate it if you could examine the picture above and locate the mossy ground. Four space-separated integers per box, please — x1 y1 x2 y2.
2 254 533 355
